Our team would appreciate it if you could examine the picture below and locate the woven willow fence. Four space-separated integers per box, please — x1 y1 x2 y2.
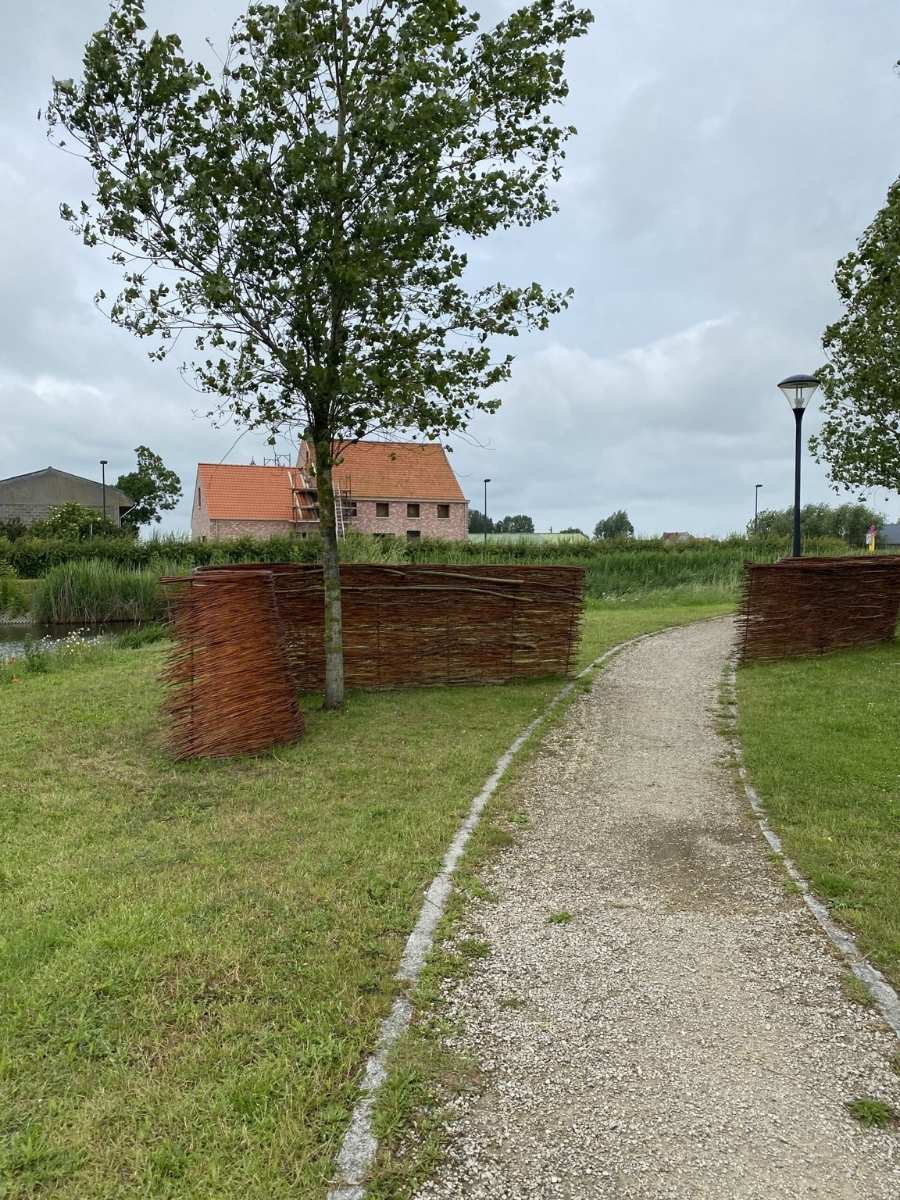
738 555 900 663
162 563 584 758
162 569 304 760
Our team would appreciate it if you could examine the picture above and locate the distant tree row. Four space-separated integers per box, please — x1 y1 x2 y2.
749 502 883 546
468 511 535 534
469 509 635 539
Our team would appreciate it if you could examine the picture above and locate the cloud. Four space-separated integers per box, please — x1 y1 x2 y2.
450 315 892 536
2 0 899 539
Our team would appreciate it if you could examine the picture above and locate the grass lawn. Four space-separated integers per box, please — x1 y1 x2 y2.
0 598 730 1199
737 637 900 990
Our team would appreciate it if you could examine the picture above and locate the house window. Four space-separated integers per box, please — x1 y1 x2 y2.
197 488 202 508
437 504 450 519
376 502 389 518
348 501 358 518
406 530 421 541
407 503 420 518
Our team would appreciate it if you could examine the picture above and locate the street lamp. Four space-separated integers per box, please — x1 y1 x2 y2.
483 478 491 549
100 459 108 524
754 482 763 535
777 374 819 558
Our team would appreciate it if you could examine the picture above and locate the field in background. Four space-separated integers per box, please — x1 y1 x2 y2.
738 639 900 990
0 597 729 1199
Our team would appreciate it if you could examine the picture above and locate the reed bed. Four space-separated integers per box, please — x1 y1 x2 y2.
6 529 860 599
32 560 166 624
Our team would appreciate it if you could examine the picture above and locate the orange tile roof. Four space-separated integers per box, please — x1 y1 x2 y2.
197 441 465 522
196 463 295 520
330 441 464 501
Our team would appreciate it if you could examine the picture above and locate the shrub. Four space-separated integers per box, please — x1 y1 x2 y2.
32 561 165 625
0 562 28 617
0 517 27 542
29 501 132 541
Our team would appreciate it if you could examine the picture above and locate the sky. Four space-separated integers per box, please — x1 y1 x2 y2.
1 0 899 537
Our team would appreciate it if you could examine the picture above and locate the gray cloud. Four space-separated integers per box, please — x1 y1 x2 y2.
2 0 899 537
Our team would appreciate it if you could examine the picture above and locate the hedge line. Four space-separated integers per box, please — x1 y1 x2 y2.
0 531 854 580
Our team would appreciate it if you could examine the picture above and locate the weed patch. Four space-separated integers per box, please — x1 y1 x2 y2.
845 1097 897 1128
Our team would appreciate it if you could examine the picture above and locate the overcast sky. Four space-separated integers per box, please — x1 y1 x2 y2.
2 1 899 536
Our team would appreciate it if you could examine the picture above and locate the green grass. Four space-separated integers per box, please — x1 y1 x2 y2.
32 561 166 624
0 597 730 1198
737 638 900 989
845 1097 898 1128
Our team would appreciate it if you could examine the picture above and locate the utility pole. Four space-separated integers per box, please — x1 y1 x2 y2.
754 483 763 534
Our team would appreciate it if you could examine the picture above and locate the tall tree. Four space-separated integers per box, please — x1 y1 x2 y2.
48 0 591 707
495 514 535 533
593 510 633 540
468 509 494 535
813 176 900 493
116 445 182 529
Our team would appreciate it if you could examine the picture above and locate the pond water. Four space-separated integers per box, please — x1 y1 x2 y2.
0 623 130 663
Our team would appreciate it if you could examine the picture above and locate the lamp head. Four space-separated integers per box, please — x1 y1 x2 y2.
777 374 819 411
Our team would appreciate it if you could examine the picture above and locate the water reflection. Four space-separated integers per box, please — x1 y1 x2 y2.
0 623 129 663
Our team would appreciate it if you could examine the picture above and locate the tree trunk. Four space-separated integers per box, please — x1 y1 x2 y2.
314 444 345 709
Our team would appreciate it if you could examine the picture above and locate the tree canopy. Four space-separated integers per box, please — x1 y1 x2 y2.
116 445 182 529
813 175 900 492
468 508 494 534
749 502 883 547
495 514 535 533
49 0 591 706
593 510 634 540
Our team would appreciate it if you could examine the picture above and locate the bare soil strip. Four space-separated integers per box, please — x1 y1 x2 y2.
414 619 900 1200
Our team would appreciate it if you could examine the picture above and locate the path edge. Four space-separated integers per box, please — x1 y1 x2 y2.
325 623 689 1200
723 657 900 1039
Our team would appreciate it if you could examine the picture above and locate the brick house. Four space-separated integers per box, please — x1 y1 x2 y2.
191 440 468 542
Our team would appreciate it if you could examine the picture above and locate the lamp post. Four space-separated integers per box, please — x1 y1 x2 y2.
483 478 491 549
777 374 819 558
100 459 108 524
754 483 763 535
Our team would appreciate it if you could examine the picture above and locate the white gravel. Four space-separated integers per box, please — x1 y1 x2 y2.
413 619 900 1200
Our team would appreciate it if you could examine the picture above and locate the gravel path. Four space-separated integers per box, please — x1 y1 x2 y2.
413 619 900 1200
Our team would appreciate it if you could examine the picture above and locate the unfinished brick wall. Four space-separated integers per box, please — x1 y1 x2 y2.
738 556 900 663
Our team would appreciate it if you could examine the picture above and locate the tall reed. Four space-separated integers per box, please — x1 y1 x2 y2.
32 561 165 624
